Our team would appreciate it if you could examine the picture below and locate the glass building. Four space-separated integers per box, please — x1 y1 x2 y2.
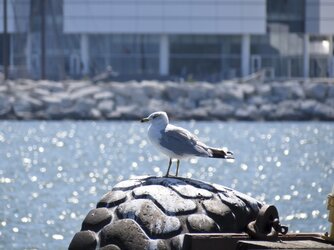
0 0 334 81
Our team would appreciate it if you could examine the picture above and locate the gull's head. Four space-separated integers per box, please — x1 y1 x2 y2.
140 111 169 126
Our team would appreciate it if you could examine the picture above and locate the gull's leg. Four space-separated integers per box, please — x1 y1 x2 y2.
165 158 172 177
176 160 180 177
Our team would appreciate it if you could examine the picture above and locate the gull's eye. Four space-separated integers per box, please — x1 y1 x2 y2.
152 114 159 119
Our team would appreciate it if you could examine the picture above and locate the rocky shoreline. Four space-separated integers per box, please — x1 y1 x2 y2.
0 79 333 120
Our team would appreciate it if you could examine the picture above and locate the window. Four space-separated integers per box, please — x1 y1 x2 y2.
267 0 305 33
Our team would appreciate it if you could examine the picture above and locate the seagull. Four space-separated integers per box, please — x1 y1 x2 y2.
141 111 234 177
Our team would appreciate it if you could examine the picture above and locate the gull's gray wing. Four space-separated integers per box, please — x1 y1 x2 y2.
159 125 211 157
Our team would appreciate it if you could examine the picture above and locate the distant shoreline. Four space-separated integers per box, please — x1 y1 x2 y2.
0 79 333 121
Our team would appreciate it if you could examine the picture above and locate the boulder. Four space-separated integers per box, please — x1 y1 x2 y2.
69 176 262 250
275 100 304 120
69 99 96 119
12 95 43 118
216 84 244 105
66 81 91 93
258 104 275 120
141 81 165 99
256 84 271 97
12 98 32 119
208 101 235 120
235 105 260 120
270 82 305 103
0 84 8 92
239 83 256 97
0 95 12 116
43 95 74 119
187 83 215 101
313 103 334 120
288 81 305 99
299 99 318 117
327 84 334 98
93 92 114 101
248 96 266 106
304 83 328 101
163 83 188 100
38 80 64 92
97 100 115 115
70 86 102 100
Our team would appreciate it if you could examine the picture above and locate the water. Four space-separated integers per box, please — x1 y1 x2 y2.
0 121 333 249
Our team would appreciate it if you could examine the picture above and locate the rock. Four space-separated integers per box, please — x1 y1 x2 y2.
182 107 209 120
0 85 8 92
313 103 334 120
110 105 141 119
94 91 114 100
299 99 318 117
82 208 112 232
235 105 259 120
127 85 149 104
112 179 142 190
256 83 271 97
141 81 165 98
325 98 334 108
11 79 35 91
202 199 238 231
114 95 128 106
170 235 184 250
207 101 235 120
2 79 334 120
270 82 304 103
304 83 328 101
288 81 305 99
248 96 266 106
66 81 90 93
177 97 196 110
31 88 51 98
97 190 127 208
0 95 12 116
100 244 121 250
69 176 262 250
217 84 244 105
259 104 275 120
70 99 96 119
327 84 334 98
43 95 74 119
100 219 151 249
12 98 32 118
239 83 256 97
38 80 64 92
68 230 97 250
167 178 213 199
70 86 101 100
164 84 188 100
187 83 214 101
275 100 303 120
98 100 115 115
117 199 181 237
217 191 251 229
132 185 197 215
187 214 219 233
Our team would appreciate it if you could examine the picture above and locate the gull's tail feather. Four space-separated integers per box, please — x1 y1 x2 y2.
210 148 234 159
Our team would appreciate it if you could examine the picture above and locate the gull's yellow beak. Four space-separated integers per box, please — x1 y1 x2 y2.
140 117 149 123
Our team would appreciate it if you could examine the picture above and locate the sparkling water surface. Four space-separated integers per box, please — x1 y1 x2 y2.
0 121 333 249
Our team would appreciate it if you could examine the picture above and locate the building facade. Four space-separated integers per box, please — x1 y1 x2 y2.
1 0 334 80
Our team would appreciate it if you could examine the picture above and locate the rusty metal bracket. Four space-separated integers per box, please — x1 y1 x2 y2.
247 204 288 241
